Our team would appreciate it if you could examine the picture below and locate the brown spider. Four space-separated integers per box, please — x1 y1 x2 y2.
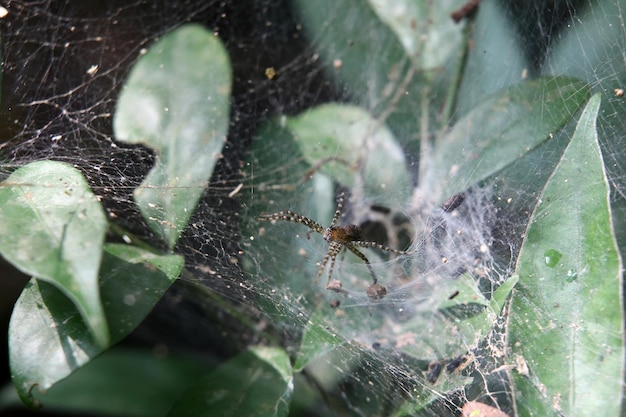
258 192 411 298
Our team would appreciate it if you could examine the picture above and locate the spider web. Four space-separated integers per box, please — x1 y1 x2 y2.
0 1 624 416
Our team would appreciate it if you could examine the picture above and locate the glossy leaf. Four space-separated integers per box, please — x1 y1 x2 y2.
168 346 293 417
0 160 108 346
9 244 182 407
114 24 232 249
509 94 623 416
286 104 411 206
430 76 590 202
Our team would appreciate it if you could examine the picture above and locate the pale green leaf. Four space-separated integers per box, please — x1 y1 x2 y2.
367 0 463 69
0 160 108 346
114 24 232 249
286 104 411 206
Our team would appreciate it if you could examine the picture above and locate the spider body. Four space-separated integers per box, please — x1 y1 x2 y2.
258 192 411 297
324 224 362 243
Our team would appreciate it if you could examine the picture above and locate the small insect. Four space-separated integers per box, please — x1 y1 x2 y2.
258 192 411 298
426 361 443 384
446 355 471 373
440 193 465 213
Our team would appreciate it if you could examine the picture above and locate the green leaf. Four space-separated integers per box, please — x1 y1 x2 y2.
434 271 490 311
430 76 590 202
509 94 624 416
19 348 209 417
99 244 183 343
292 0 411 113
455 0 530 116
546 2 625 86
114 24 232 249
292 0 432 149
285 104 411 206
0 160 108 346
396 275 518 362
545 1 626 222
168 346 293 417
294 312 346 372
366 0 463 70
242 119 335 307
452 274 518 344
8 244 182 407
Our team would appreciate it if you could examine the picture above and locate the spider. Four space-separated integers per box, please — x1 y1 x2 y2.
258 192 412 299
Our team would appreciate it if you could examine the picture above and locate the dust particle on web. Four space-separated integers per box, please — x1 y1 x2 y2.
265 67 276 80
86 65 99 76
515 354 529 376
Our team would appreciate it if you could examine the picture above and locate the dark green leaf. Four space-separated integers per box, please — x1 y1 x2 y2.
0 160 108 346
23 348 210 417
509 94 623 416
114 24 232 249
168 346 293 417
292 0 411 113
455 0 530 116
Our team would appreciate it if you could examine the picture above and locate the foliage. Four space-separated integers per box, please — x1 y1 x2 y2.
0 1 624 416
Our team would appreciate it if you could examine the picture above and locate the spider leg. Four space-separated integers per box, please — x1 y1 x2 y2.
317 241 342 284
326 247 338 286
315 242 341 282
329 192 345 228
258 210 325 235
351 240 413 255
345 243 379 285
316 252 330 282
